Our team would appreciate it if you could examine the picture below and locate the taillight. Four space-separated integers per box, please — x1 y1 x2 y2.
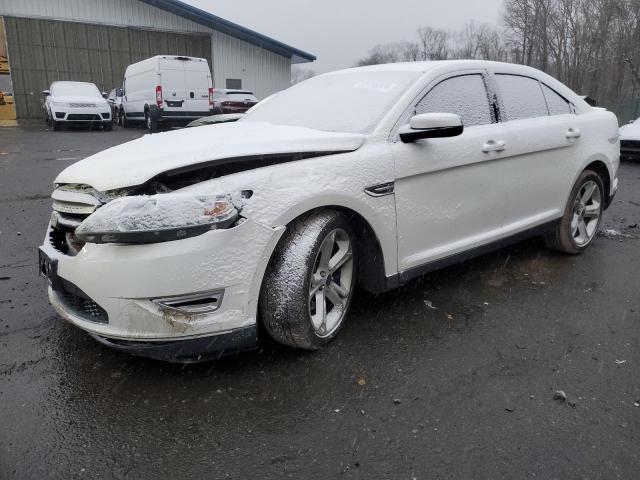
208 88 214 107
155 86 162 107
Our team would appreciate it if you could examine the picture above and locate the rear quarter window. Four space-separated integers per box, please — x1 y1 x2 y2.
541 84 573 115
496 74 548 121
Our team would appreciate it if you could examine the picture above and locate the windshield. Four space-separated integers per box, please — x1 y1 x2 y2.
242 70 421 134
52 82 101 98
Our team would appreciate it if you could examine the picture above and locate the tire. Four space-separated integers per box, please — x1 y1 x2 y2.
544 169 605 254
259 210 357 350
120 111 129 128
145 111 158 133
51 119 61 131
103 122 113 131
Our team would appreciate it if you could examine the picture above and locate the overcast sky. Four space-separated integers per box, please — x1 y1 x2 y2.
184 0 504 73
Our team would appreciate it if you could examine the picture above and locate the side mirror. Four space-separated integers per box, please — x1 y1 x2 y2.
42 90 50 97
117 88 123 97
102 92 108 99
399 113 463 143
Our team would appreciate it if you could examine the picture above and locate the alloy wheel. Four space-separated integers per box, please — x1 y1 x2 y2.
571 180 601 247
308 228 354 338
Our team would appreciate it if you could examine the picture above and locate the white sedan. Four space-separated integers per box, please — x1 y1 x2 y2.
43 81 112 131
39 60 620 362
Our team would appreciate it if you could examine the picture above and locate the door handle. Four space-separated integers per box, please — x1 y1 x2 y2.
566 128 581 139
482 140 506 153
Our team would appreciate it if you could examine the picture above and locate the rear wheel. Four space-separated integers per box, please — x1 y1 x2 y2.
544 170 604 254
259 210 357 350
145 111 158 133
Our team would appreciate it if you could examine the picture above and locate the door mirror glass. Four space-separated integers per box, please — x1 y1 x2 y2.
42 90 50 97
400 113 463 143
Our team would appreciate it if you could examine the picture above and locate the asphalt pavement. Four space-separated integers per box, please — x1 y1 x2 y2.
1 122 639 479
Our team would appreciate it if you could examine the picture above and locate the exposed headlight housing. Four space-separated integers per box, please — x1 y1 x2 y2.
75 193 238 244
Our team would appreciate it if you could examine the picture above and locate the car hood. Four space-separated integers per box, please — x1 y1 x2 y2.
55 121 365 191
51 95 108 106
620 122 640 140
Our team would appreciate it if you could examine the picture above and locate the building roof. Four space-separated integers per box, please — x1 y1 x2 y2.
139 0 316 64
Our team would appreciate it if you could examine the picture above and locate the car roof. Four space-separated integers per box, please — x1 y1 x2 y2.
327 60 543 76
51 81 98 87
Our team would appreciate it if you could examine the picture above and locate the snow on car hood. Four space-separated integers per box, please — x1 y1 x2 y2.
620 121 640 140
55 122 365 191
52 95 109 106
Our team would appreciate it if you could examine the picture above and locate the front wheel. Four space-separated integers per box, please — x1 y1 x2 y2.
544 170 605 254
120 110 129 128
259 210 357 350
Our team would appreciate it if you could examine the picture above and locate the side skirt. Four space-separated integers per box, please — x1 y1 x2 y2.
385 219 561 290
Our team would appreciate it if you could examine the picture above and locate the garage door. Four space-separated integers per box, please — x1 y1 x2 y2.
3 17 212 118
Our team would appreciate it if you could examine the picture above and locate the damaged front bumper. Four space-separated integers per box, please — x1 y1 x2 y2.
89 326 257 363
39 217 281 362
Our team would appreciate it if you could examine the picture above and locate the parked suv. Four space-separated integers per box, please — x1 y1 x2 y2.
39 61 619 362
211 89 259 114
120 55 213 132
43 81 112 131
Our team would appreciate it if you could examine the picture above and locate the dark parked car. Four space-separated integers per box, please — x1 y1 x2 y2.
211 89 258 114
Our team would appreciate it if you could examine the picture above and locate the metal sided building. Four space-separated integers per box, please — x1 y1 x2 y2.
0 0 315 119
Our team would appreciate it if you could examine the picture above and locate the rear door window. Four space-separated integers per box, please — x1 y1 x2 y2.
541 84 573 115
495 74 548 121
416 74 492 127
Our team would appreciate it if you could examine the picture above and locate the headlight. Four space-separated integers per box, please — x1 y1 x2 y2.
51 101 69 108
75 194 238 244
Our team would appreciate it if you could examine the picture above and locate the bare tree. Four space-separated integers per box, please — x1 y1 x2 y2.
417 26 450 60
352 0 640 118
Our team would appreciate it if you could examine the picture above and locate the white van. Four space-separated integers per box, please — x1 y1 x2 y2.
120 56 213 132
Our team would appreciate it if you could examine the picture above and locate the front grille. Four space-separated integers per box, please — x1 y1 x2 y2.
67 114 101 121
69 103 96 108
49 214 87 255
55 280 108 324
50 185 102 255
621 140 640 149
